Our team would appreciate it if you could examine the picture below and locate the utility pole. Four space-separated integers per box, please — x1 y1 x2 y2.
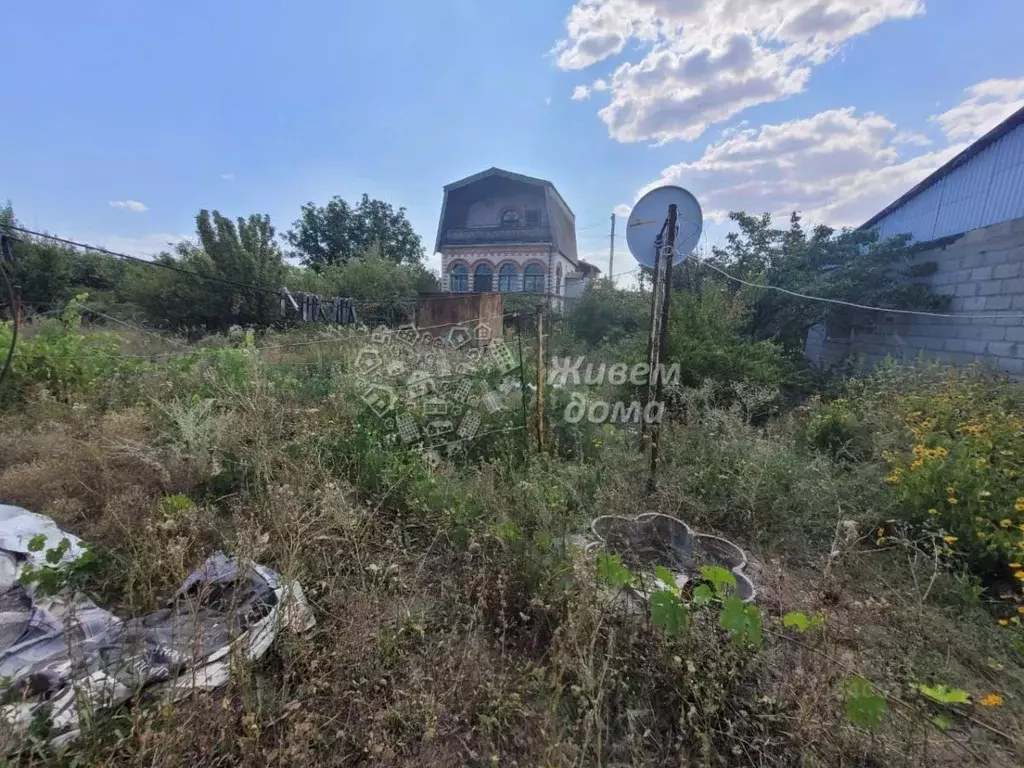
608 213 616 282
535 305 545 453
647 203 679 494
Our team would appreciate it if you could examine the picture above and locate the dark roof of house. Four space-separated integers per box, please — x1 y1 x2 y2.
443 167 575 217
435 167 578 263
860 104 1024 231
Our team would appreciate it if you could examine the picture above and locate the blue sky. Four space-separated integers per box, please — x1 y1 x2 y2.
2 0 1023 284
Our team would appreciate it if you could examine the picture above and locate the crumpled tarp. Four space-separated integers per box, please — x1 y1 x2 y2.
0 504 315 748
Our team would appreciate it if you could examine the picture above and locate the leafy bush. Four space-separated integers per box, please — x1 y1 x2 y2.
565 282 649 347
0 294 141 408
880 372 1024 580
813 363 1024 582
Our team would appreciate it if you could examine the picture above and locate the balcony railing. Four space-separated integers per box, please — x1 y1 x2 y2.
442 225 552 246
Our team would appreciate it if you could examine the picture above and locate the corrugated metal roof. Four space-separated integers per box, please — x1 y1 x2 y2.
861 105 1024 238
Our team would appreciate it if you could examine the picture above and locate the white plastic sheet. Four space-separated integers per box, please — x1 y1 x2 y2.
0 504 315 747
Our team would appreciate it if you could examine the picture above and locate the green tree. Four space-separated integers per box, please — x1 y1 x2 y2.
707 212 948 349
122 210 285 332
286 194 424 268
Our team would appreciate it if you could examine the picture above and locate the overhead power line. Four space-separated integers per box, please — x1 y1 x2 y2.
0 223 281 296
696 257 1024 321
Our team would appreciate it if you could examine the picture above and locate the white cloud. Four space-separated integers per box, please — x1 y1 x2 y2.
545 96 553 106
108 200 148 212
932 78 1024 140
572 84 592 101
553 0 924 143
631 106 964 228
221 173 235 181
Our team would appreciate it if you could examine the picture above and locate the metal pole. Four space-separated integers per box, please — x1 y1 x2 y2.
609 213 616 282
647 204 679 493
516 315 530 460
535 304 545 453
639 231 665 448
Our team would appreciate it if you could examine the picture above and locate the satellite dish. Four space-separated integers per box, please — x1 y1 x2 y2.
625 186 703 268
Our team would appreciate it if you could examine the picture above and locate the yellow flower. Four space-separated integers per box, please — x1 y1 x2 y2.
948 498 958 505
1018 606 1024 615
911 458 924 470
877 527 885 537
1000 519 1012 528
998 619 1010 626
976 531 985 538
928 508 938 516
978 693 1003 707
1011 563 1022 569
886 473 900 485
1016 571 1024 581
933 446 949 458
1015 497 1024 513
943 535 958 544
946 487 957 495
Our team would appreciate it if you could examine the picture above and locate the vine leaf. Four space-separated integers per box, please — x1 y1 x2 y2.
654 566 678 591
844 676 886 731
650 590 687 636
596 553 630 588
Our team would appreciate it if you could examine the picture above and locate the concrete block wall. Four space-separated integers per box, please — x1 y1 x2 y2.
814 216 1024 375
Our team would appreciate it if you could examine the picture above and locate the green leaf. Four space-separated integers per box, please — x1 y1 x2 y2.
719 598 763 647
650 590 687 636
27 534 46 553
931 714 954 730
912 683 971 705
654 566 678 591
596 553 631 588
782 611 809 632
700 565 737 596
843 676 886 731
691 584 714 606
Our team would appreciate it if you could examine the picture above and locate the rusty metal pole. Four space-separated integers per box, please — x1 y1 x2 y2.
535 304 545 453
639 226 666 450
647 204 678 494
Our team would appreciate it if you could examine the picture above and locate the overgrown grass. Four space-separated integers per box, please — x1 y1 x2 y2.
1 318 1023 766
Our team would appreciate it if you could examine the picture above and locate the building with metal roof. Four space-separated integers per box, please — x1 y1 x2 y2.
807 106 1024 376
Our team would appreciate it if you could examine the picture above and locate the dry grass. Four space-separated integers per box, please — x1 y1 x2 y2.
1 331 1023 766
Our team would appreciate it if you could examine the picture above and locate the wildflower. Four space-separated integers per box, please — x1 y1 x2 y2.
948 498 958 505
1018 605 1024 615
933 446 949 458
978 693 1003 707
877 527 885 538
943 535 958 544
979 490 992 498
975 517 985 523
886 472 900 485
1016 571 1024 581
946 487 957 495
928 508 938 516
999 619 1010 626
911 458 924 470
1011 563 1022 569
976 531 985 538
1016 497 1024 513
1000 519 1013 529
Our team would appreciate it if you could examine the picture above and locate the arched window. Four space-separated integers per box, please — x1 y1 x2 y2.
555 265 562 296
450 263 468 292
523 263 545 293
473 262 493 292
500 209 520 228
498 263 518 293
